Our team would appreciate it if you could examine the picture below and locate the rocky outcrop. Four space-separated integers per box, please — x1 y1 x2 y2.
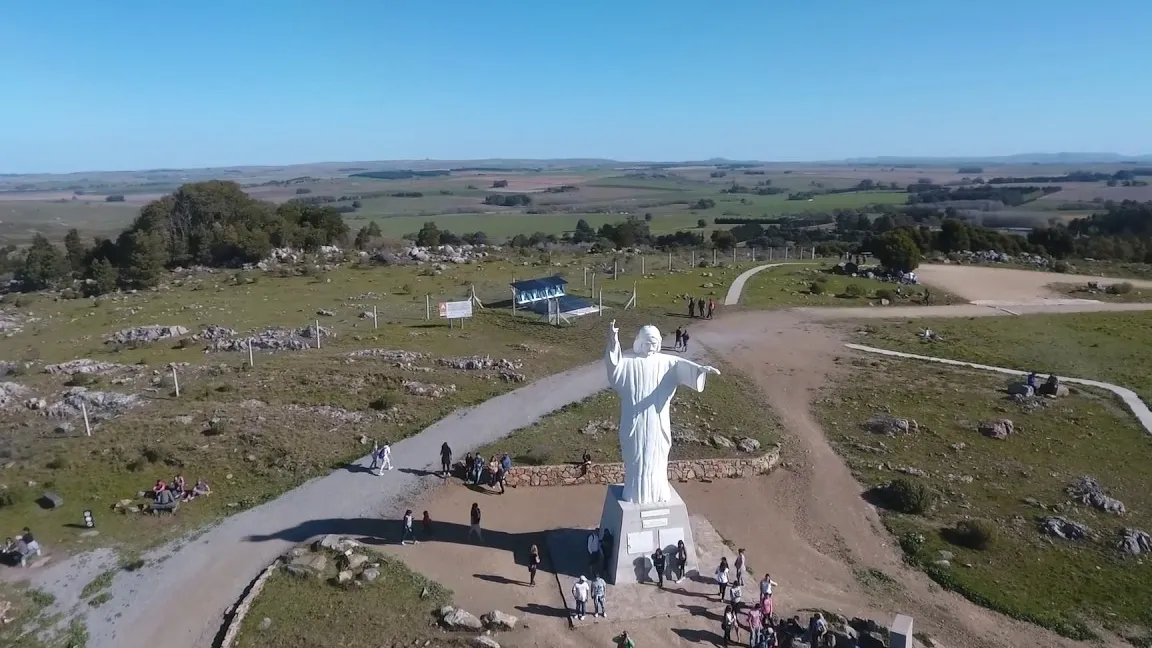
105 325 189 345
978 419 1014 440
1066 476 1126 515
865 413 918 436
44 359 130 375
480 610 518 630
502 447 780 488
403 380 457 398
0 382 30 408
1118 528 1152 556
437 356 522 372
43 387 141 422
1040 516 1093 541
439 606 483 630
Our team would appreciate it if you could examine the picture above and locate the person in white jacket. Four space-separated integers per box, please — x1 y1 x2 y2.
374 441 393 475
715 557 730 601
571 575 591 620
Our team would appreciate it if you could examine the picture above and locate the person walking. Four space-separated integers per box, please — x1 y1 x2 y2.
468 503 483 542
759 573 778 600
592 573 607 618
368 440 382 472
571 575 591 620
721 604 739 646
729 579 743 609
674 540 688 582
401 509 417 545
707 297 716 319
715 557 730 601
440 442 452 477
747 604 765 648
674 326 684 351
697 297 706 319
681 329 690 353
688 297 696 318
527 544 541 586
651 548 667 588
587 528 602 577
374 441 393 475
734 548 747 587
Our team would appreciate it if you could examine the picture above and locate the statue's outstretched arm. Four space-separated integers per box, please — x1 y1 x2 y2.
605 319 623 375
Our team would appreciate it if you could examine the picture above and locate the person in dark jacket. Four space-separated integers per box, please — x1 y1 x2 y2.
651 548 667 588
440 442 452 477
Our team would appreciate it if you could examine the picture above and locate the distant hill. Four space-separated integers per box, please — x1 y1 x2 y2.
839 153 1152 165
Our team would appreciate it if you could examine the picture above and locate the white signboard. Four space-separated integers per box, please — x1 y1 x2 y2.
642 518 669 529
438 300 474 319
626 530 655 555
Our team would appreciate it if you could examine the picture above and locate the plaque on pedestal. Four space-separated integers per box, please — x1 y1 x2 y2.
597 484 697 585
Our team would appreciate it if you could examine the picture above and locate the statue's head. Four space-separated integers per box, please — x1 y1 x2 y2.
632 325 662 357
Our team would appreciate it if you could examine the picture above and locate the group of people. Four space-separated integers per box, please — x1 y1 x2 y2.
150 475 211 513
1 527 42 567
399 508 434 545
673 326 692 352
687 296 716 319
459 449 512 494
725 611 833 648
648 541 689 587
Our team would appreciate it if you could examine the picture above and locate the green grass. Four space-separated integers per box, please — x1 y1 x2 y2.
474 361 778 466
0 199 140 243
854 312 1152 403
347 210 711 239
1050 282 1152 303
0 251 766 552
816 356 1152 638
80 569 115 599
739 264 955 309
0 585 73 648
234 554 456 648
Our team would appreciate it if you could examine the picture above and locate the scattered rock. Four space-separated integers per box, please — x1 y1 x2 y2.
105 325 189 345
38 491 64 509
44 359 128 375
205 327 313 353
1118 528 1152 556
978 419 1014 440
735 437 761 453
1006 382 1034 397
259 617 272 630
938 550 954 561
43 387 141 424
0 382 30 408
344 554 369 571
289 553 328 575
437 356 523 372
471 636 501 648
191 325 236 341
1066 476 1126 515
897 466 927 477
347 349 429 365
317 309 335 317
440 607 483 630
580 420 614 436
403 380 457 398
950 442 966 451
865 414 918 436
1040 516 1093 541
360 568 380 582
480 610 518 630
336 570 353 584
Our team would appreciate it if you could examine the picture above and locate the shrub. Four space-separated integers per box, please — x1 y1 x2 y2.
808 281 827 295
370 391 401 411
844 283 865 298
1052 260 1070 273
949 519 997 550
876 288 895 301
0 487 27 510
1107 282 1134 295
814 275 830 285
66 372 99 387
524 446 554 465
879 478 936 514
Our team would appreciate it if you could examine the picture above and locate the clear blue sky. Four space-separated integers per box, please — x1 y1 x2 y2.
2 0 1151 173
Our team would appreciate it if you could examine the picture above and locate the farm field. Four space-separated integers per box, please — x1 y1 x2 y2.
738 263 956 309
816 355 1152 640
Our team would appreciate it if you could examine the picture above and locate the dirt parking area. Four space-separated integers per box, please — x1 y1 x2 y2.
916 264 1152 304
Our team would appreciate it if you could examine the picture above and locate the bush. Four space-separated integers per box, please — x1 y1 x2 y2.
878 478 936 514
524 446 554 465
0 487 27 510
876 288 895 301
1107 282 1134 295
369 391 401 411
843 283 865 298
1052 260 1070 273
66 372 100 387
948 519 997 550
808 281 827 295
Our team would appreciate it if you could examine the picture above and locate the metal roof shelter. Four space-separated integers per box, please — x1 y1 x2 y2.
511 276 568 306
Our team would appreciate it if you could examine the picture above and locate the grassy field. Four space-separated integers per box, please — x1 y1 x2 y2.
739 264 957 309
0 251 767 554
854 312 1152 403
816 356 1152 641
0 199 140 244
474 361 779 466
233 554 465 648
1051 282 1152 303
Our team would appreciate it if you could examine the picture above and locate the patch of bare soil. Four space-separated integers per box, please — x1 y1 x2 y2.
692 310 1126 648
917 264 1152 303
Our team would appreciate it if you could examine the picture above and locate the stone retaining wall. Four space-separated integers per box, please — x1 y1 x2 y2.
502 446 780 488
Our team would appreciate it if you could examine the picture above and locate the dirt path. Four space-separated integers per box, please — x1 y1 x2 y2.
915 264 1152 303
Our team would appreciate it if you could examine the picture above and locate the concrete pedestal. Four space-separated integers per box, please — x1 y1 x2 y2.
597 484 697 585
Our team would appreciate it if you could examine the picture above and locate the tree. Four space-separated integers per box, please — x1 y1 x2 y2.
416 222 441 247
354 226 372 250
366 221 382 238
121 230 167 288
105 194 126 202
644 213 653 221
85 257 119 295
691 198 716 210
572 219 597 244
710 230 736 250
696 219 707 228
491 180 508 188
874 230 922 272
63 228 89 274
935 219 971 253
17 234 69 290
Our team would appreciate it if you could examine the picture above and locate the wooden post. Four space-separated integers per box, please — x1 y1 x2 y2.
81 402 91 437
785 247 790 260
769 247 774 261
171 366 180 398
425 295 430 321
599 290 603 315
613 260 618 281
691 250 695 267
751 247 756 262
248 339 255 368
732 247 736 263
315 319 321 349
372 306 378 329
712 249 717 265
583 267 588 287
641 256 645 275
512 288 517 317
667 252 672 271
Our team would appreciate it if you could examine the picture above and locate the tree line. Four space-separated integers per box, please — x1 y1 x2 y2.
13 181 350 294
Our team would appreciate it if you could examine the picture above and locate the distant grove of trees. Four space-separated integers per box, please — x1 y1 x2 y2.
906 185 1061 206
483 193 532 207
986 169 1152 184
957 167 984 174
349 169 450 180
105 194 126 202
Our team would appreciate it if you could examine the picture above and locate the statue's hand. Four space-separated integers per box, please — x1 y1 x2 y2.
704 366 721 376
610 319 619 334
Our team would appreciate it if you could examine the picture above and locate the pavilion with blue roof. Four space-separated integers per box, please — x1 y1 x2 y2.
510 275 600 318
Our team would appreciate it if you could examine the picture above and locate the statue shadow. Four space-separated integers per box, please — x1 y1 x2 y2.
244 517 593 579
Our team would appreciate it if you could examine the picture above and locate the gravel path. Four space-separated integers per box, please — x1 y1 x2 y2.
32 360 613 648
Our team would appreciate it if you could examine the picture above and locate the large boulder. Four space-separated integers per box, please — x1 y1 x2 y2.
865 414 918 436
1118 528 1152 556
471 636 501 648
1040 516 1093 541
289 552 328 575
480 610 518 630
441 607 483 630
978 419 1013 440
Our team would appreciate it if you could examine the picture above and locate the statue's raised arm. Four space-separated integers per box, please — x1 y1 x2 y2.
605 319 622 377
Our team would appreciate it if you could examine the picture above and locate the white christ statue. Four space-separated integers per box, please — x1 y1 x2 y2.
605 320 720 504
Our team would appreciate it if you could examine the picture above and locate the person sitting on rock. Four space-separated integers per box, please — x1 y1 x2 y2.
581 450 593 476
171 475 187 495
462 453 474 480
152 480 167 495
1026 371 1039 390
471 455 485 485
152 487 178 514
185 478 211 501
488 456 500 487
